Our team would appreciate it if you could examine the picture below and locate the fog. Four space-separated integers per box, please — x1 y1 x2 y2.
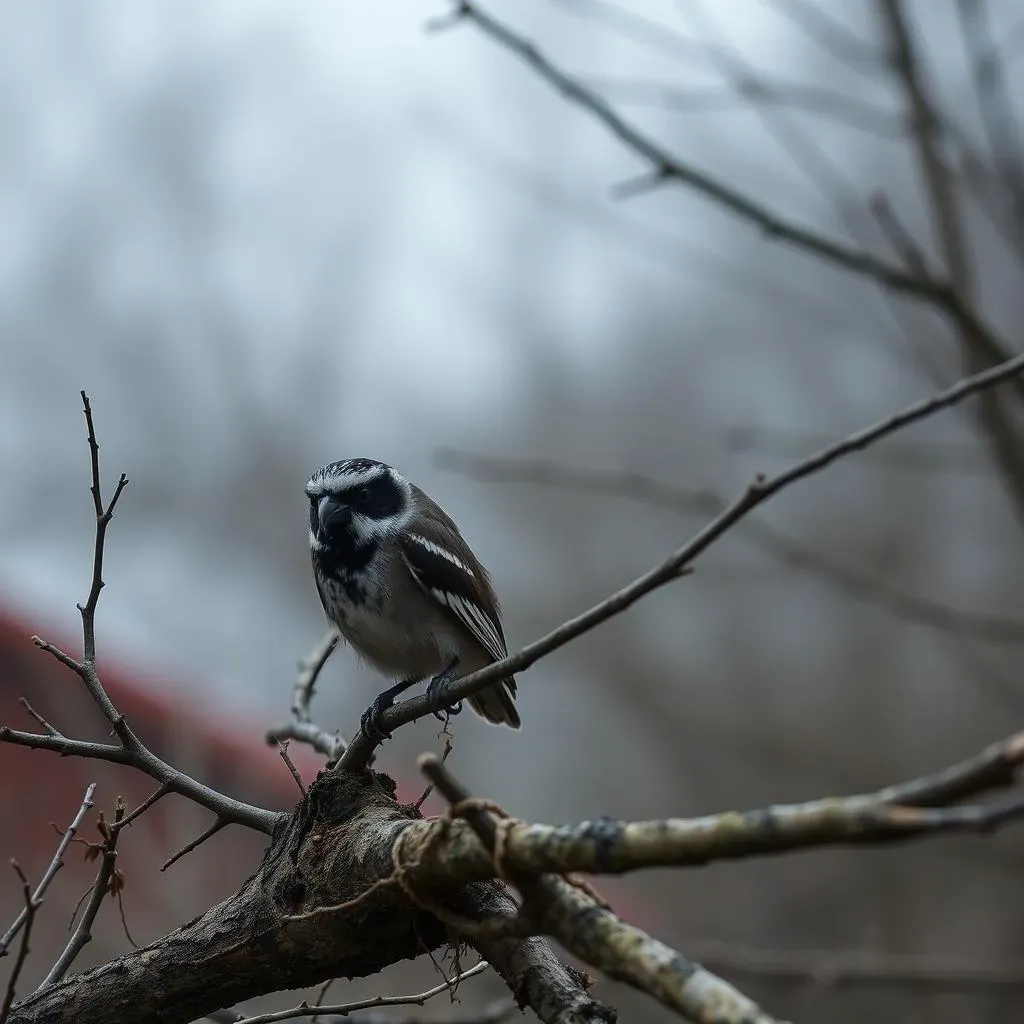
2 2 1023 1021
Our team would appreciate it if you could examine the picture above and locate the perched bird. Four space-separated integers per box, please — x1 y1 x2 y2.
306 457 520 738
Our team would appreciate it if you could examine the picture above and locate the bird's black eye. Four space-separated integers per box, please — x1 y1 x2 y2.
358 486 370 503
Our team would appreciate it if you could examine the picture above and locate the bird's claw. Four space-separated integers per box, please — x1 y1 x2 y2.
426 661 462 722
432 700 463 722
360 693 395 742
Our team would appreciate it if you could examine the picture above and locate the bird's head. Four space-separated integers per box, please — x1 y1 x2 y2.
305 458 412 553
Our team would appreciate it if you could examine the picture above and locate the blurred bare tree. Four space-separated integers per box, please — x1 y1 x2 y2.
2 1 1024 1022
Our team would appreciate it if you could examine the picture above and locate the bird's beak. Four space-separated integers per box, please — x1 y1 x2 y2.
318 495 351 534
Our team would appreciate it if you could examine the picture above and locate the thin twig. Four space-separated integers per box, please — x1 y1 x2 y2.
41 799 127 988
434 448 1024 651
229 961 491 1024
586 75 904 139
161 818 228 872
881 0 1024 534
957 0 1024 243
434 3 930 295
869 192 932 278
277 742 307 796
266 630 345 762
208 997 515 1024
763 0 882 75
440 1 1023 393
0 394 280 837
111 783 172 834
17 698 61 738
340 351 1024 769
0 865 37 1024
0 784 96 957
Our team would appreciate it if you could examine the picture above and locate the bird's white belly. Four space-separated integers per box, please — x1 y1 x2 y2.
331 590 456 681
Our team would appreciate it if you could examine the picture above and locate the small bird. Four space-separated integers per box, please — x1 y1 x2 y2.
305 457 520 738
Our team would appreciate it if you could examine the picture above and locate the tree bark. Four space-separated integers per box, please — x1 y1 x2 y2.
8 769 615 1024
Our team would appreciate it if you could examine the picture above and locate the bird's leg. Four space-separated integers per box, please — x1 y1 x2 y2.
426 658 463 721
360 677 420 742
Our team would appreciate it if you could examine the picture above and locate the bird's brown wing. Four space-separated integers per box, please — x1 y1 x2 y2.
399 487 509 664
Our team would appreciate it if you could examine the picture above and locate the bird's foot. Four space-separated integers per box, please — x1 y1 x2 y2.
360 678 418 742
426 659 463 721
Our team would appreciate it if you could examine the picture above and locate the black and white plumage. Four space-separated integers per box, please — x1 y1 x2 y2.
305 458 520 732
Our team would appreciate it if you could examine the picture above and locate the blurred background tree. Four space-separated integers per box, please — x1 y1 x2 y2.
1 2 1023 1021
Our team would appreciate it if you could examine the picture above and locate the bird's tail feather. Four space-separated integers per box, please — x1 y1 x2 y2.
467 678 520 728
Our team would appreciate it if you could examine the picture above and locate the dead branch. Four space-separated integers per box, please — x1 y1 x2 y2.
420 756 785 1024
763 0 882 74
956 0 1024 242
0 392 280 837
391 730 1024 882
0 784 96 957
340 349 1024 770
41 799 127 987
585 75 904 139
438 2 1022 400
0 865 37 1024
880 0 1024 536
5 769 615 1024
433 448 1024 651
229 960 491 1024
266 629 345 762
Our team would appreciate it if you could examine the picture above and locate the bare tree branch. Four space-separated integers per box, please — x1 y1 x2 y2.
340 349 1024 769
41 799 127 987
391 730 1024 885
762 0 882 75
585 75 905 139
433 448 1024 653
430 3 935 298
721 424 981 473
7 769 615 1024
230 961 491 1024
957 0 1024 242
420 756 786 1024
211 1005 514 1024
438 0 1024 414
0 784 96 957
880 0 1024 533
0 866 38 1024
0 392 280 837
266 629 345 762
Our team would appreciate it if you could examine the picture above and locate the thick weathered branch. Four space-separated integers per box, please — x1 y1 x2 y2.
340 350 1024 769
392 728 1024 881
7 769 614 1024
420 757 785 1024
